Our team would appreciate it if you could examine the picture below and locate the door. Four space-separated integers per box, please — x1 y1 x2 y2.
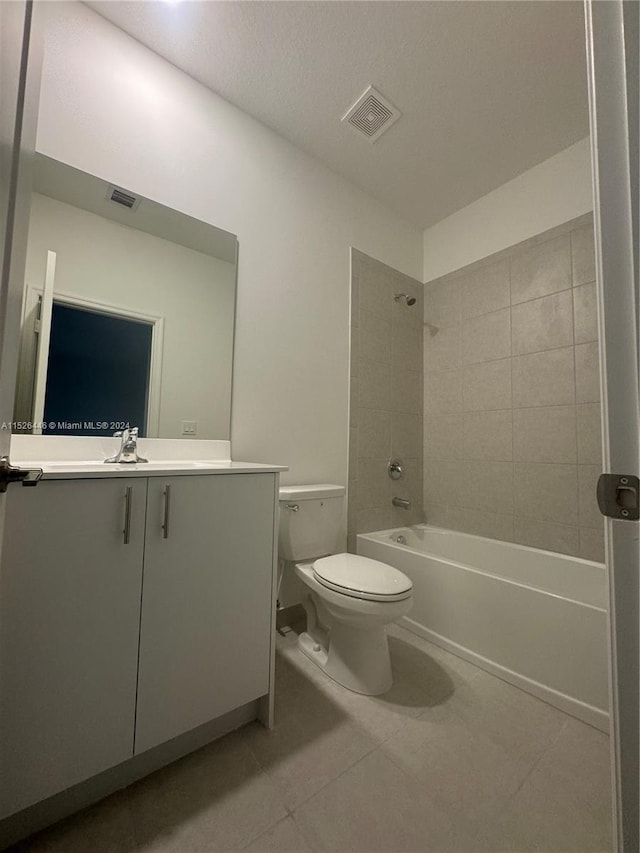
31 250 56 432
135 473 276 754
0 478 147 817
0 1 41 529
584 1 639 850
43 301 153 436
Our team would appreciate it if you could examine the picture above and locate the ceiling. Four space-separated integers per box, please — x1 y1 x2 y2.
86 1 589 230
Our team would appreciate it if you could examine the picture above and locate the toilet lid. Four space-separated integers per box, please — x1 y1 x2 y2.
312 553 412 601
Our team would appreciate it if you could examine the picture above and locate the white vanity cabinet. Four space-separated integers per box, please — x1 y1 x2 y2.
0 478 147 818
0 469 278 821
135 474 276 753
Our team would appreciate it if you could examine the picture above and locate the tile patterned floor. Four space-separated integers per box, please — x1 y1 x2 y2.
10 624 612 853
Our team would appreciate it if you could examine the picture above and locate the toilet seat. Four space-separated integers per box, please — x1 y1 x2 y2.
312 553 413 602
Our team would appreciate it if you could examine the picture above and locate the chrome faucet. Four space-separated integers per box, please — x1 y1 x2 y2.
104 427 148 464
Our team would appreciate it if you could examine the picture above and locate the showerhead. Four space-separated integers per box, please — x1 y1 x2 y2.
394 293 417 307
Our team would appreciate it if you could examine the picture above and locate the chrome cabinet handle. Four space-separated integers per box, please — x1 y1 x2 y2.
162 485 171 539
123 486 132 545
284 503 299 512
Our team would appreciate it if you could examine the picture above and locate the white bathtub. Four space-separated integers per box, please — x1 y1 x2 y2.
357 525 609 731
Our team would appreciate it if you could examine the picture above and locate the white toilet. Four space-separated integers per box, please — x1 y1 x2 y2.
279 484 413 695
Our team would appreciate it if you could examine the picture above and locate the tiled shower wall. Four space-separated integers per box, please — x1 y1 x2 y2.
347 250 424 552
423 214 604 561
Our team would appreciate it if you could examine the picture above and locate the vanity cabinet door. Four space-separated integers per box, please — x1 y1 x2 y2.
0 478 147 818
135 473 276 754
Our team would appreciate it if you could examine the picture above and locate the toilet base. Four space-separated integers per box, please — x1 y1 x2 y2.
298 623 393 696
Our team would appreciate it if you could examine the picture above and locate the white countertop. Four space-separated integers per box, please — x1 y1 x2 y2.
10 436 287 479
29 460 287 479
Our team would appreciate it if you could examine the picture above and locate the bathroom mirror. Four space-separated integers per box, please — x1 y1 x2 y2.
14 155 238 440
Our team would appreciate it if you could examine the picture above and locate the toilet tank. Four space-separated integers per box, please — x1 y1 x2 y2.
279 484 345 561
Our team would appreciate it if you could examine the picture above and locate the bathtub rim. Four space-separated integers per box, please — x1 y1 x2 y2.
357 524 607 611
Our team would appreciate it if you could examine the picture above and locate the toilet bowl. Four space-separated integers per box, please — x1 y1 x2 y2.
279 484 413 695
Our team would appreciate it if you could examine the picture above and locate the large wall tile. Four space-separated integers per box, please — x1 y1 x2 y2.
510 235 571 304
358 409 392 459
512 347 575 408
357 254 393 320
571 225 596 286
448 508 514 543
462 308 511 365
424 278 461 327
513 518 579 556
356 506 392 534
573 283 598 344
462 359 512 411
578 465 602 528
461 258 510 319
513 406 576 463
350 325 360 377
359 310 391 364
356 458 390 509
350 377 359 428
392 367 422 415
393 324 422 367
420 218 602 558
463 460 514 514
511 290 573 356
577 403 603 465
349 427 358 481
349 251 424 541
423 503 453 528
424 324 461 372
424 369 462 413
575 341 601 403
463 410 513 461
514 463 578 525
392 412 422 459
579 525 605 563
423 459 465 507
358 359 391 410
424 413 463 460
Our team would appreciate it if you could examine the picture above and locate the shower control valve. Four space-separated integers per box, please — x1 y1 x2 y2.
388 459 404 480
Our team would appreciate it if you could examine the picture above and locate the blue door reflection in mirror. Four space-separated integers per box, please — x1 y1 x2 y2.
43 302 152 436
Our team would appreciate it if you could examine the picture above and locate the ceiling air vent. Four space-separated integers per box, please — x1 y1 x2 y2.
341 85 401 143
106 185 141 211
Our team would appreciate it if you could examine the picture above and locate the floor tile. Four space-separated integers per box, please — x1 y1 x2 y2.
475 758 612 852
302 630 463 745
241 654 377 810
9 623 613 853
130 731 287 852
448 668 567 766
242 817 313 852
293 749 478 853
381 703 533 824
9 790 138 853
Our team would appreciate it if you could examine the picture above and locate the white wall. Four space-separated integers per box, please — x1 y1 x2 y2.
423 138 593 282
24 193 236 439
35 2 422 503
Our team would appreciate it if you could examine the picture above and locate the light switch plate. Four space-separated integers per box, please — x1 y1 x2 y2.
181 421 197 436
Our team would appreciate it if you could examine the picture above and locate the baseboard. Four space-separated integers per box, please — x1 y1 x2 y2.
399 616 610 733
